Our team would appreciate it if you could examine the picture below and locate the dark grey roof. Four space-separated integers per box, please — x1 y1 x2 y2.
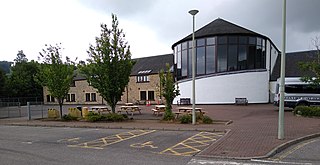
172 18 267 49
131 54 174 75
270 50 318 81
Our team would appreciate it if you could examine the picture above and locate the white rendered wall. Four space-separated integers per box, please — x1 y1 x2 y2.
175 71 269 104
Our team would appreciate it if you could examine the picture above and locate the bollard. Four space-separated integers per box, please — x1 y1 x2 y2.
27 102 31 120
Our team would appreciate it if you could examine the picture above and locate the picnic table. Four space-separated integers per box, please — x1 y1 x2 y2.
90 106 110 114
151 105 166 116
175 107 205 119
118 105 141 117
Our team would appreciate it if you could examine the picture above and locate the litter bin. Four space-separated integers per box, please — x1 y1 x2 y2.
76 106 82 116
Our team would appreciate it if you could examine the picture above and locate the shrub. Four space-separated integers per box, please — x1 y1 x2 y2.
62 114 78 121
179 114 192 124
86 112 103 122
163 111 175 121
202 115 213 124
294 106 320 117
105 113 125 122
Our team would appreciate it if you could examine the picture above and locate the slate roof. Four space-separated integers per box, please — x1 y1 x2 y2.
130 54 174 76
172 18 268 49
270 50 318 81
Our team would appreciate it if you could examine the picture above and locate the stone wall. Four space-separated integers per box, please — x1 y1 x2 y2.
121 74 162 105
43 80 105 105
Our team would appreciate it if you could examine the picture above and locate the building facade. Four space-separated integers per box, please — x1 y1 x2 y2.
43 54 173 105
43 76 104 105
172 18 280 104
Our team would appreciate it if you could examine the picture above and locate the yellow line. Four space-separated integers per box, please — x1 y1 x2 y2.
160 131 224 156
275 139 317 160
68 130 156 149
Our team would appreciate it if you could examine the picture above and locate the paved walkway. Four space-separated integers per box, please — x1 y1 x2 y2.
0 104 319 159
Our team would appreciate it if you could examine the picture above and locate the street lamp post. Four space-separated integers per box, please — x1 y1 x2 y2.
189 9 199 125
278 0 286 140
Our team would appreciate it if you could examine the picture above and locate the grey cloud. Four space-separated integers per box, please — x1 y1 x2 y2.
79 0 320 52
78 0 157 16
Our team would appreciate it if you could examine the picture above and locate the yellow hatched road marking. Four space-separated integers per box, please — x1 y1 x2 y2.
68 130 156 149
160 131 224 156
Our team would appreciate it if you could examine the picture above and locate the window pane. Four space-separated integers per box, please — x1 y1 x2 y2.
71 94 75 102
188 41 193 48
85 93 90 102
177 44 181 51
257 37 262 46
238 45 247 70
256 46 262 68
66 94 70 102
228 45 238 71
91 93 96 101
207 37 215 45
249 37 256 45
140 91 146 100
182 42 188 50
196 47 205 75
217 45 227 72
218 36 227 44
148 91 155 101
239 36 248 44
177 51 181 68
181 50 188 77
188 49 192 77
248 45 256 69
228 36 238 44
47 95 50 102
206 45 216 74
197 39 205 47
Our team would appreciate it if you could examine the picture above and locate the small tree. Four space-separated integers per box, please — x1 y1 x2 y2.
0 68 6 97
80 14 133 113
14 50 28 64
299 37 320 86
37 44 75 118
159 63 180 120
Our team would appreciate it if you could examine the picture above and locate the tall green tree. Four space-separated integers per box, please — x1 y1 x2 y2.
6 60 42 98
38 44 75 118
0 61 12 74
80 14 133 113
299 37 320 86
159 63 180 120
0 68 6 97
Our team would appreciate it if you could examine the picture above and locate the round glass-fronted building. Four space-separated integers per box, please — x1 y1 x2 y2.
172 18 279 104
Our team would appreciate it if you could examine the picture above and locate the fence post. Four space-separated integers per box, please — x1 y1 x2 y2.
41 102 44 119
27 102 31 120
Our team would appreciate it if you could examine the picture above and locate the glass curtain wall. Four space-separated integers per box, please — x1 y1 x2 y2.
175 35 266 80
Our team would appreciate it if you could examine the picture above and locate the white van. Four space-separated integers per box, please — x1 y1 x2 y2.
274 77 320 108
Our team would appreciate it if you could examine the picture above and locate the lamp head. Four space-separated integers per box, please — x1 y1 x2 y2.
188 9 199 16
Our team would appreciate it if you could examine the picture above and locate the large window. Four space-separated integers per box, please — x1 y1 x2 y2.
140 91 147 100
217 45 227 72
196 47 205 75
66 94 75 102
148 91 155 101
46 95 55 102
175 35 267 80
85 93 96 102
137 75 149 83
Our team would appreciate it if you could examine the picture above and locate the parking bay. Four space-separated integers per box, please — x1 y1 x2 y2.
0 126 225 165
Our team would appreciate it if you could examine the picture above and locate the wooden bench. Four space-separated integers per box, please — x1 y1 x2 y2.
177 98 191 106
151 108 164 116
235 98 248 105
98 108 111 115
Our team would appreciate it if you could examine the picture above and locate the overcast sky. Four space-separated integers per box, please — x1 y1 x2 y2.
1 0 320 62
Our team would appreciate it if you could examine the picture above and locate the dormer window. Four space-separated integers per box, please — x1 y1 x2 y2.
137 75 149 83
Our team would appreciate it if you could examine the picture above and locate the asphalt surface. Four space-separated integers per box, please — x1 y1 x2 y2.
0 125 225 165
1 104 320 162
